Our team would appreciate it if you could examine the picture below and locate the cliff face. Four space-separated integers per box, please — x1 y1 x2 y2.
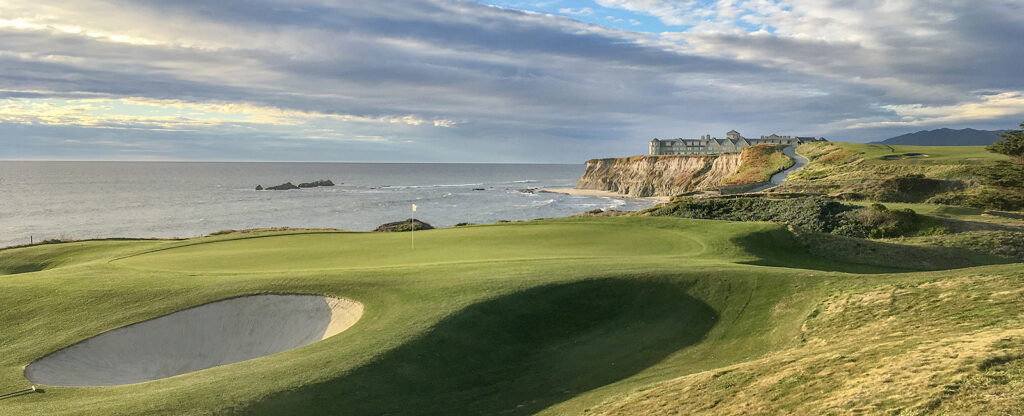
575 154 742 197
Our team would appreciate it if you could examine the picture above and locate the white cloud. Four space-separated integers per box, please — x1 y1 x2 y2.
594 0 703 26
844 92 1024 129
558 7 595 16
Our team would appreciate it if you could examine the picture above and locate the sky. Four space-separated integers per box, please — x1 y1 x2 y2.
1 0 1023 163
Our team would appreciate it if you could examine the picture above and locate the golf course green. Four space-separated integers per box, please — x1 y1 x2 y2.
1 216 1022 415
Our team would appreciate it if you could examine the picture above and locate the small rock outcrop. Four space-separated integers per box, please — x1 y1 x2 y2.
257 179 335 190
263 182 299 191
299 179 335 188
374 219 434 232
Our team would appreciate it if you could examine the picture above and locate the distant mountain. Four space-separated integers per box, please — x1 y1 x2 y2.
874 128 1007 146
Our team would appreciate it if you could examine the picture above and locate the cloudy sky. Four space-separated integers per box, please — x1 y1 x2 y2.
1 0 1022 162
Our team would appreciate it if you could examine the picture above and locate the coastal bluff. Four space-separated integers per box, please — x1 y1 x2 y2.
574 154 742 197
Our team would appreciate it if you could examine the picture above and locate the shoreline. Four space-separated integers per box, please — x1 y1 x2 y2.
541 187 671 202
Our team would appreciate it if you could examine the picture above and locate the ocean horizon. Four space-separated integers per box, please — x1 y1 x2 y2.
0 160 654 248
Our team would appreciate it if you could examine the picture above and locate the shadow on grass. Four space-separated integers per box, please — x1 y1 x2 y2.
0 262 49 276
244 278 717 415
734 228 1015 274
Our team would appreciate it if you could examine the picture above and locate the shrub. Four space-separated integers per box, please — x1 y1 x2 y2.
870 175 961 203
929 187 1024 211
647 197 938 238
839 206 921 238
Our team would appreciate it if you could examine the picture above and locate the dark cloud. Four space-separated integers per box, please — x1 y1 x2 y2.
0 0 1022 161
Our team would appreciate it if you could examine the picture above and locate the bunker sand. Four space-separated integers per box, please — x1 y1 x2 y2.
25 294 363 387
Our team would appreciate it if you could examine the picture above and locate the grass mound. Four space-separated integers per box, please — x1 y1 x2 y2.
0 240 162 275
890 230 1024 261
867 174 962 203
722 144 794 185
593 267 1024 415
247 278 717 415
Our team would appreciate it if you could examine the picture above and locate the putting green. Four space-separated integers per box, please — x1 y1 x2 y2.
113 218 724 273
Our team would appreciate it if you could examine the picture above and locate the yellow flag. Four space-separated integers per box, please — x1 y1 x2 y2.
412 204 417 212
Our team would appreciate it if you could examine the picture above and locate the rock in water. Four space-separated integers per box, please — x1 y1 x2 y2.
265 182 299 190
255 185 264 190
298 179 335 188
375 219 434 232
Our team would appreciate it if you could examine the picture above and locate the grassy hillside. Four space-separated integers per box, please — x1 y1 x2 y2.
776 142 1009 204
593 265 1024 415
0 216 1021 415
722 144 795 185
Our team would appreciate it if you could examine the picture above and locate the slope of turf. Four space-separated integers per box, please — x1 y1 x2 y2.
248 278 717 415
0 216 1021 415
777 142 1010 203
592 264 1024 415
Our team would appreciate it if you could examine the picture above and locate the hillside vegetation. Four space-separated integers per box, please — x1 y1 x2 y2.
1 215 1022 415
642 197 945 238
722 144 794 185
774 142 1024 210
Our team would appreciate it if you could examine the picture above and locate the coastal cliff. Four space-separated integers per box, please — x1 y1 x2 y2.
575 154 742 197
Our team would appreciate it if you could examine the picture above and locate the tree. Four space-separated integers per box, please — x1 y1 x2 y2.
977 121 1024 211
987 121 1024 164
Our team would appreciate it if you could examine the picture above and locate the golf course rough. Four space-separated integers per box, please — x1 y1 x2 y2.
24 294 363 386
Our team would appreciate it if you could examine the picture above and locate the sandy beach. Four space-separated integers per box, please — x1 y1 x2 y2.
541 187 671 202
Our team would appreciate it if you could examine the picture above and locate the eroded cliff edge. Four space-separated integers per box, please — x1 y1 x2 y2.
575 154 743 197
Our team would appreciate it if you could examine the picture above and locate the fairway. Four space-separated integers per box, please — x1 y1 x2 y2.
1 216 1022 415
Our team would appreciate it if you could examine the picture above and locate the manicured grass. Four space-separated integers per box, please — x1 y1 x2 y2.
0 216 1021 415
113 218 715 273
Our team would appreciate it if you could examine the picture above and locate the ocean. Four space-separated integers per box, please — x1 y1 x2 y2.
0 161 653 248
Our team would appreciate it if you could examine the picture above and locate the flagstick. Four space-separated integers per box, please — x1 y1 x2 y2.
411 205 415 249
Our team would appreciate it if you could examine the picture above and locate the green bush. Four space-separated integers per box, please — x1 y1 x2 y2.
929 187 1024 211
838 205 922 238
870 175 961 203
967 189 1024 211
646 197 937 238
646 197 855 233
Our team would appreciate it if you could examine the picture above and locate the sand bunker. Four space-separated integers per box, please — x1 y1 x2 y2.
25 294 363 387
